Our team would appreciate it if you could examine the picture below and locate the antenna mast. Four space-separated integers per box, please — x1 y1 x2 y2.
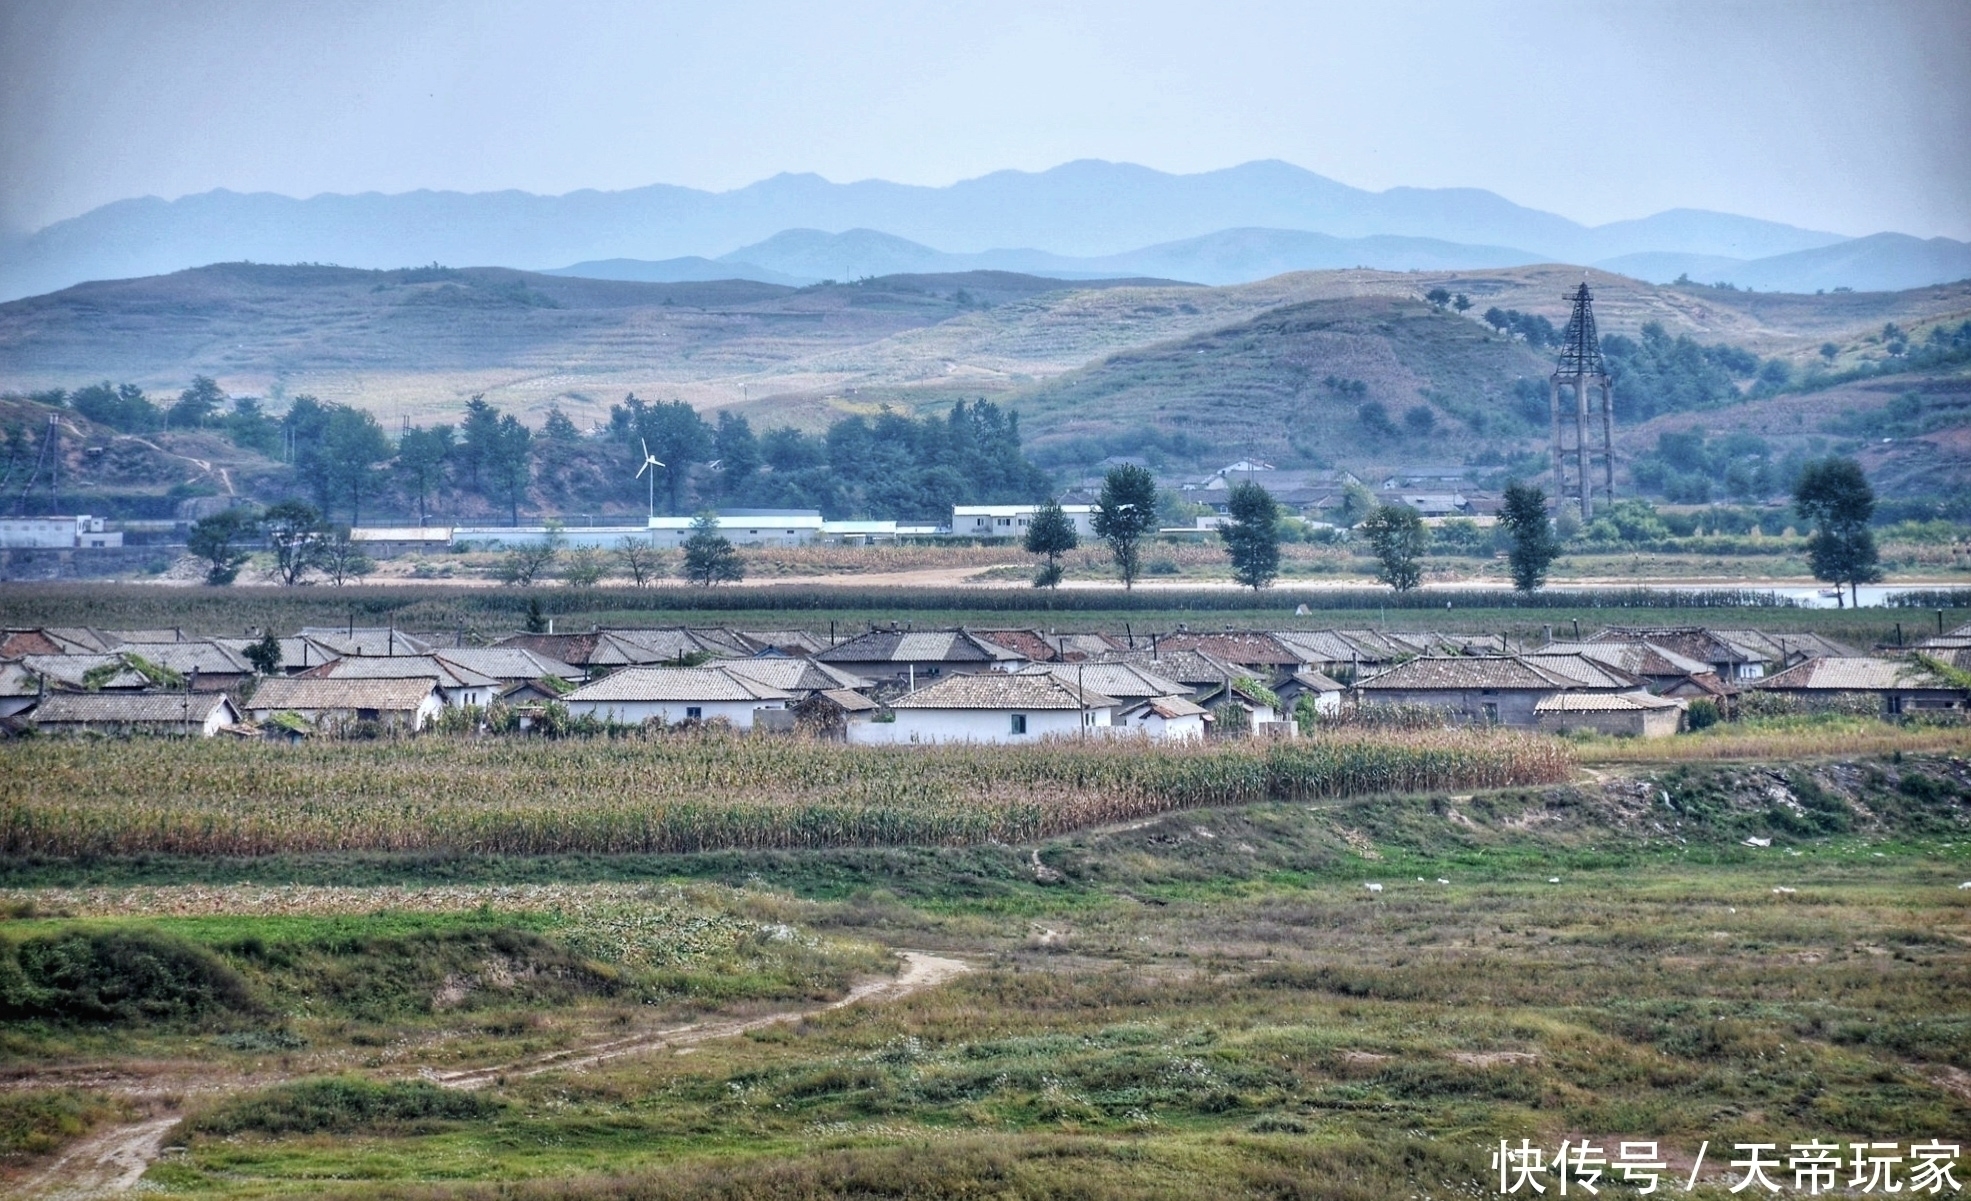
1548 281 1614 520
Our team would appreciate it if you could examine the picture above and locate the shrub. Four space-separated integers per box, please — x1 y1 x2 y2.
1685 698 1721 731
183 1078 500 1137
0 929 257 1024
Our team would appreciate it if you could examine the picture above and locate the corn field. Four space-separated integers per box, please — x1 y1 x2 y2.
0 734 1570 858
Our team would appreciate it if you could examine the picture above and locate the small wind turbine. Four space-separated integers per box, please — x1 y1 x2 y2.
635 439 664 521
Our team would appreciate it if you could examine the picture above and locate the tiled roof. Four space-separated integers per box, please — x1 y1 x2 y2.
1154 631 1302 666
247 676 440 712
1539 640 1713 678
1088 648 1244 687
433 648 583 682
1519 653 1645 690
297 628 435 657
970 629 1058 662
32 691 238 725
738 630 828 655
1535 691 1683 712
718 657 873 693
562 667 791 704
605 628 747 662
817 629 1018 665
812 688 881 712
1588 627 1750 665
1015 662 1190 699
19 654 147 690
113 641 255 675
1357 655 1576 691
304 655 499 690
1710 629 1862 662
892 673 1116 711
1118 694 1209 719
1288 669 1346 692
1753 657 1952 692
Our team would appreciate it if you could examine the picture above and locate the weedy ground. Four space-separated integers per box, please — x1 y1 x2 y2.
1 752 1968 1198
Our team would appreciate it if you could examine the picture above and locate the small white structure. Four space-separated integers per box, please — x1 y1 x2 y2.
951 504 1096 540
852 672 1116 745
0 515 121 549
30 691 239 736
560 666 791 728
1112 694 1210 742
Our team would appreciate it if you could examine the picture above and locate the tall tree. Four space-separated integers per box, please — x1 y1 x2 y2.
1359 504 1427 592
456 395 502 492
1093 464 1159 590
681 512 744 585
715 411 760 497
623 398 712 515
316 526 377 586
321 406 391 525
1498 482 1561 593
169 376 225 429
244 631 283 676
1794 456 1881 608
186 507 257 586
1023 499 1078 588
261 500 326 586
396 424 454 524
489 414 534 525
1220 482 1281 591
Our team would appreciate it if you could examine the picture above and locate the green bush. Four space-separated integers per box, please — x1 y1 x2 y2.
184 1077 501 1137
0 929 257 1024
1685 698 1721 730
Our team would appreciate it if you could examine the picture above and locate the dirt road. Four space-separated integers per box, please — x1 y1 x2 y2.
6 951 971 1199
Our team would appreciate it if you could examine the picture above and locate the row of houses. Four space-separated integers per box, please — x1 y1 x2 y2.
4 619 1965 742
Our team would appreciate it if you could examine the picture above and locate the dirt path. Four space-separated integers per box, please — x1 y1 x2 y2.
13 1117 178 1201
4 952 970 1199
429 951 970 1089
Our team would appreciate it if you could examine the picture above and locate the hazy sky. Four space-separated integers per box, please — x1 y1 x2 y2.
2 0 1967 240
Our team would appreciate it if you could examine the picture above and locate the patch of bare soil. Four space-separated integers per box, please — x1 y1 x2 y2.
5 952 971 1198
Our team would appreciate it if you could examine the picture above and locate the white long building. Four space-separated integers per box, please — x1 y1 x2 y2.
951 505 1096 540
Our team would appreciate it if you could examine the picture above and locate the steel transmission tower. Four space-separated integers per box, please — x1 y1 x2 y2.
1549 282 1614 519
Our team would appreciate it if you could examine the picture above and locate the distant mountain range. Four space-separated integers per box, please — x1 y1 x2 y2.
3 159 1966 300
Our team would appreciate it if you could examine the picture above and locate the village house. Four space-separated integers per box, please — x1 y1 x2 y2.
817 627 1029 684
1533 691 1685 738
298 655 500 709
1749 657 1967 717
853 672 1116 745
29 690 242 737
716 656 875 699
559 666 792 728
1088 647 1249 697
1354 655 1590 728
245 676 445 732
1112 694 1211 741
111 640 258 694
1012 661 1191 704
430 647 584 690
1274 669 1346 717
789 688 883 740
1537 639 1720 695
1198 677 1292 737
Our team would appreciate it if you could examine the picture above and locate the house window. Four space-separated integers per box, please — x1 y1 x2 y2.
996 517 1012 527
1010 713 1027 734
1481 703 1499 724
686 706 703 720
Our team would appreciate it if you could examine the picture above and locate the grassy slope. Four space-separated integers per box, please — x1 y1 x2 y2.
3 754 1967 1197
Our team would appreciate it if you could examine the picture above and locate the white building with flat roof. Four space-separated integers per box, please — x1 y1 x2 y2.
951 504 1096 540
0 515 121 549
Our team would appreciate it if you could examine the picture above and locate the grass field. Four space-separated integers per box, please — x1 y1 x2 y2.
3 581 1959 652
2 749 1967 1198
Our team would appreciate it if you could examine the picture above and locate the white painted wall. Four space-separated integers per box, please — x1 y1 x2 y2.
1113 710 1207 742
849 705 1114 745
564 698 785 728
